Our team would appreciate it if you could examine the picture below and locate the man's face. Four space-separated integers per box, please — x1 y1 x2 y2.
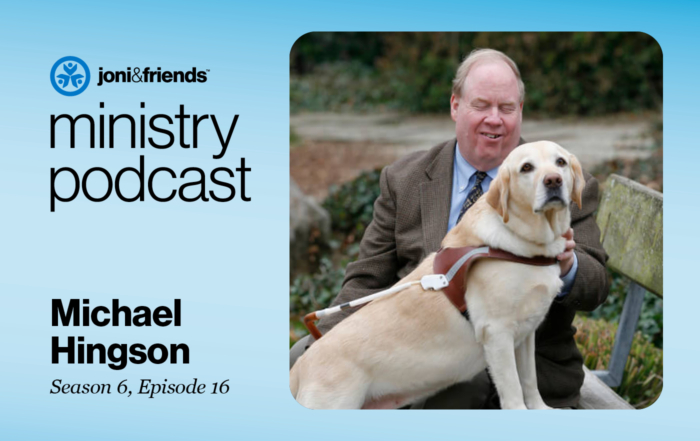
450 60 523 171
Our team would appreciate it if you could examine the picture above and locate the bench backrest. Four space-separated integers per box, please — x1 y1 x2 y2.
596 174 663 297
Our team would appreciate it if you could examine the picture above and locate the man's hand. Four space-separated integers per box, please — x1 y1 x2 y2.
557 228 575 277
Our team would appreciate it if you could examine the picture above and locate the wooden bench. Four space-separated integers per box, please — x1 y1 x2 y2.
577 174 663 409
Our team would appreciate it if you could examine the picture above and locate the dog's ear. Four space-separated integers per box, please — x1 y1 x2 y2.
569 154 585 209
486 167 510 223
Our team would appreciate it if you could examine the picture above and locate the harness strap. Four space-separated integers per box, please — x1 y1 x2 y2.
433 246 558 314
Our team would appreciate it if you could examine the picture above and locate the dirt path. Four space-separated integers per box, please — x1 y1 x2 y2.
291 112 659 199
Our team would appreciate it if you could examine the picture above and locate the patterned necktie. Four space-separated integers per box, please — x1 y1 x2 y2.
457 171 488 223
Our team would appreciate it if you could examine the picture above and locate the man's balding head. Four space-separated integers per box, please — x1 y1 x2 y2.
452 49 525 103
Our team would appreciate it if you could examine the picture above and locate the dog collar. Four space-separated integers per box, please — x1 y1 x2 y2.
433 246 558 314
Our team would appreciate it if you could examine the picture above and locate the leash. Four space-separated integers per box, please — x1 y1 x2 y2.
302 246 557 339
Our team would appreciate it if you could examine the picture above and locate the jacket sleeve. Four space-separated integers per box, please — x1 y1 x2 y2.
554 173 610 311
317 165 402 334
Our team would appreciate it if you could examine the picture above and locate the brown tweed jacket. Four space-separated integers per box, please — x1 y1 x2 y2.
316 138 609 408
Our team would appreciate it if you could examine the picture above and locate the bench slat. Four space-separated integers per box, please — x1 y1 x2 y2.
596 174 663 297
579 366 635 409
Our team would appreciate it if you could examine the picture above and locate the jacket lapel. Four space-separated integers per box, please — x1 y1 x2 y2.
420 139 456 253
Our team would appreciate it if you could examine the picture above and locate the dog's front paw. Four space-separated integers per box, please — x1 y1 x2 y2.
501 400 528 410
525 397 553 410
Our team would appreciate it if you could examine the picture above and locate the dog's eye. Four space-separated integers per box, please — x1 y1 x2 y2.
520 163 533 173
556 158 567 167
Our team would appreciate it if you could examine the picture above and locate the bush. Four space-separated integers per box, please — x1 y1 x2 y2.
574 316 663 408
291 61 396 113
291 32 662 116
579 268 663 348
290 256 344 315
322 169 382 243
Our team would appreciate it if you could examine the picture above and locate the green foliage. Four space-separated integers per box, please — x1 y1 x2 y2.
291 32 387 75
574 316 663 408
290 256 344 315
291 62 396 113
322 169 382 242
581 269 663 348
291 32 662 116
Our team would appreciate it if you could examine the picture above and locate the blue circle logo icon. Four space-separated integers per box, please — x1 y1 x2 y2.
50 56 90 96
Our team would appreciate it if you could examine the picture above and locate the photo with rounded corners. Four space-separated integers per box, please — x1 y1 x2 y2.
289 32 662 410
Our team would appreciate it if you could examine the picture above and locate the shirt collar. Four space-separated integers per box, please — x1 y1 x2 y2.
454 143 500 193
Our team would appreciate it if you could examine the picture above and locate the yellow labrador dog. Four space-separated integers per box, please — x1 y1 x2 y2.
290 141 585 409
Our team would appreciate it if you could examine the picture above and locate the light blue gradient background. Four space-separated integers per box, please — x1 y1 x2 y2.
0 0 687 439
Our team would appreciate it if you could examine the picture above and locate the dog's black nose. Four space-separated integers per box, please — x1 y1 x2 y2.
544 174 562 189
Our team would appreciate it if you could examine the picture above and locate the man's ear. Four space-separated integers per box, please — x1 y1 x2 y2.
570 154 585 209
486 168 510 223
450 94 459 122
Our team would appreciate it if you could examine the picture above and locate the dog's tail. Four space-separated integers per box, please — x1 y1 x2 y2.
290 364 299 399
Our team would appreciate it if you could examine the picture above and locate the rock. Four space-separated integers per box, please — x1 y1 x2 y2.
290 178 331 275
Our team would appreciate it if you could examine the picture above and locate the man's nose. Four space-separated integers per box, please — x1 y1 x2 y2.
544 173 563 189
484 107 502 124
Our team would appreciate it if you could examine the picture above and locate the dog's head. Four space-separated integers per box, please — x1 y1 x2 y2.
485 141 584 231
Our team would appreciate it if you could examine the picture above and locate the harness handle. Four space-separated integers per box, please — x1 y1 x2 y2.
303 312 322 340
